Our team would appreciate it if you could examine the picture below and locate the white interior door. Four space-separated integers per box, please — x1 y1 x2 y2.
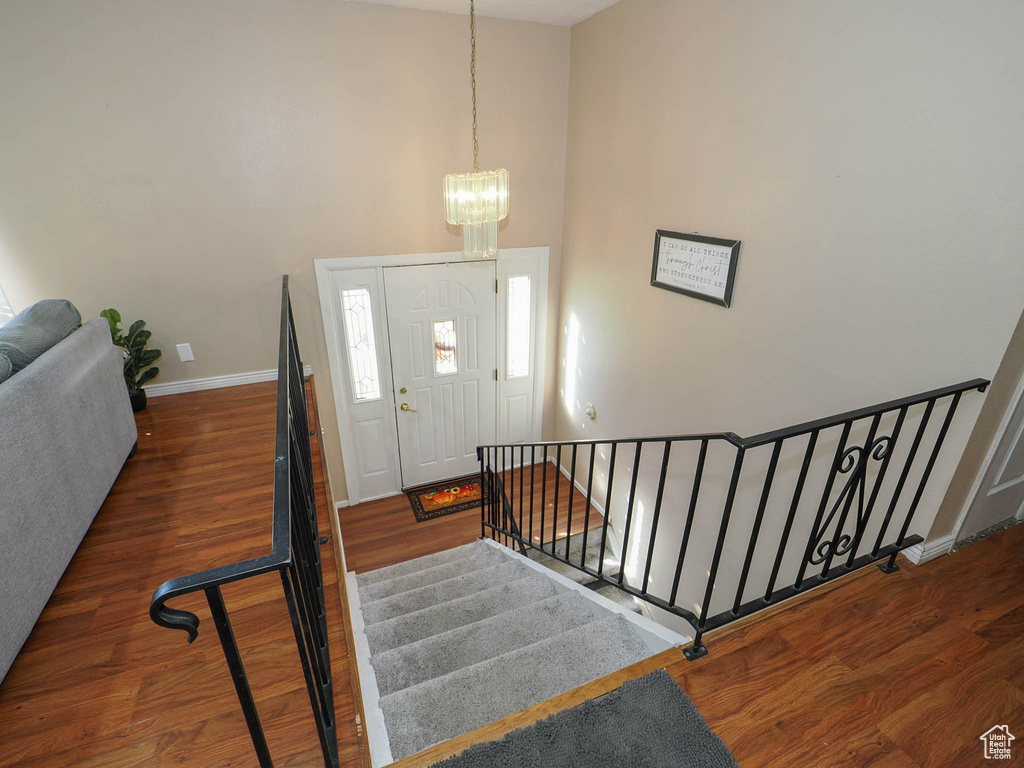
384 261 497 488
958 377 1024 540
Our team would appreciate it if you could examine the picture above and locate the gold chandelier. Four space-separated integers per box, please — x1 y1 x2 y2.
443 0 509 258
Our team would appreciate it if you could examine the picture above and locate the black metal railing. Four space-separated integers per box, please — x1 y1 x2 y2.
149 276 337 767
479 378 987 660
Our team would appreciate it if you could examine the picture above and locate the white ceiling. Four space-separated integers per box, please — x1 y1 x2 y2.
343 0 620 27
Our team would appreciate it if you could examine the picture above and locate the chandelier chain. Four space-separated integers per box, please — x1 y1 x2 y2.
470 0 479 172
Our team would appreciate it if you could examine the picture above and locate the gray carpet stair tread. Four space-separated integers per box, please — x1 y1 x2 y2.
380 614 653 759
364 575 558 655
595 584 643 614
356 541 490 588
358 547 508 603
361 561 531 626
371 592 601 697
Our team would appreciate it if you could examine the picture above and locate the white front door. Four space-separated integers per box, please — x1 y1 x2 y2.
384 261 497 488
958 377 1024 541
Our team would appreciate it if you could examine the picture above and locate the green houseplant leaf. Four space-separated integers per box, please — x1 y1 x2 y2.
104 308 161 396
100 308 124 347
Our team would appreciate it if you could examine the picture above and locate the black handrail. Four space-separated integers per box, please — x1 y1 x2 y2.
149 276 338 768
479 377 987 660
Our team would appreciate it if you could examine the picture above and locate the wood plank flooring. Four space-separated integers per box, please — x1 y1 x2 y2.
0 380 366 768
340 462 605 575
2 381 1022 768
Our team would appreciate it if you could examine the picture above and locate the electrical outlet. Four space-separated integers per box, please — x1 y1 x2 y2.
176 343 195 362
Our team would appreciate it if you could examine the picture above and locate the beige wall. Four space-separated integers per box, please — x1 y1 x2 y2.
0 0 570 503
558 0 1024 547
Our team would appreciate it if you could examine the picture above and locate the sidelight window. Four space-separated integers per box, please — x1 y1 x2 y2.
341 287 381 401
507 275 531 378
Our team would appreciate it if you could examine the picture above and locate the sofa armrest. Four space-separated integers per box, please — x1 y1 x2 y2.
0 317 138 681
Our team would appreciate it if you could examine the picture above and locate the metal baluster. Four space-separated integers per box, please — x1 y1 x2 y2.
822 415 881 579
507 444 516 548
873 399 935 560
764 430 818 601
733 440 782 614
795 423 852 589
642 441 672 595
552 445 562 554
204 586 274 768
529 446 536 548
519 445 525 540
598 443 617 577
883 393 962 572
686 448 745 660
566 444 578 562
846 407 907 569
581 444 596 564
669 439 708 607
618 443 643 586
540 446 548 551
281 567 336 768
479 448 486 540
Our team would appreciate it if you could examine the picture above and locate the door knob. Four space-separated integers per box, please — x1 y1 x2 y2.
401 403 417 412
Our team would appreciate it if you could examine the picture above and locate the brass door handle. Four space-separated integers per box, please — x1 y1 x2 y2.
400 403 417 412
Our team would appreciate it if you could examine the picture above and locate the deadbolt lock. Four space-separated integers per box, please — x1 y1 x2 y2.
399 386 407 394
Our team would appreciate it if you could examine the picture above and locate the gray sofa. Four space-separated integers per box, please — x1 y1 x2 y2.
0 317 138 682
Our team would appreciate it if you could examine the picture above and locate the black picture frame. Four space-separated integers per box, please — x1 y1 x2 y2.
650 229 741 307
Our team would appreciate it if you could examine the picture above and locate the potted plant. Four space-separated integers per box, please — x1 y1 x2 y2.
100 309 162 412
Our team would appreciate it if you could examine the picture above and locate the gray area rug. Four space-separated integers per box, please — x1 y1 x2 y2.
429 669 740 768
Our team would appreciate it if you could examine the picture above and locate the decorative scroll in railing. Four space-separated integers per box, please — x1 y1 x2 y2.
149 276 337 768
479 378 988 661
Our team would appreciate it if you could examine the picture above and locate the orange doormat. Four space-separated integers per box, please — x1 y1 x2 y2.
406 474 489 522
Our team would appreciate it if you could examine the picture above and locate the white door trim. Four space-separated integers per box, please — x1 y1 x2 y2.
951 371 1024 542
315 247 549 505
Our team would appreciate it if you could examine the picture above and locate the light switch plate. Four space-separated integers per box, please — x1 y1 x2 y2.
176 343 195 362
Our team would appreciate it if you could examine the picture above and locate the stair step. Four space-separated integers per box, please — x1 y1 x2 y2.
528 531 621 577
526 553 595 586
361 561 531 626
356 540 489 588
358 547 508 603
595 584 644 614
371 592 601 697
364 574 558 655
379 614 653 760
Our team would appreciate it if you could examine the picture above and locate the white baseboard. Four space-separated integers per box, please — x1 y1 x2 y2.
344 571 393 767
336 500 350 509
147 364 313 397
903 533 955 565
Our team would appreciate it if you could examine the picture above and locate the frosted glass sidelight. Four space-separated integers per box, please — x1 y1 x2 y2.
341 288 382 401
434 320 458 375
507 275 531 378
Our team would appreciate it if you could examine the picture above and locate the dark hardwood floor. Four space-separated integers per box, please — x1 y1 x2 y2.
0 380 364 768
339 462 604 575
1 381 1021 768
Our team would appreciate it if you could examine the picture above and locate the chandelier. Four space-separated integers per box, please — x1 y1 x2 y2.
443 0 509 258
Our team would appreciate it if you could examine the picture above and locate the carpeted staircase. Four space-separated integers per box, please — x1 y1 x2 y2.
352 539 666 762
525 531 645 614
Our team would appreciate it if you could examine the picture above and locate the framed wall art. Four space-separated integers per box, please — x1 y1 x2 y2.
650 229 741 307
